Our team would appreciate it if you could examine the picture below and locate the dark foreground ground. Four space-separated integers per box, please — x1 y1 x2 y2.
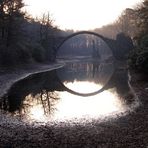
0 66 148 148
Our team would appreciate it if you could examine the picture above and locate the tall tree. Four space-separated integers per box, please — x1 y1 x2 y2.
39 13 56 61
116 8 139 37
128 0 148 72
6 0 25 46
136 0 148 39
0 0 25 46
0 0 7 40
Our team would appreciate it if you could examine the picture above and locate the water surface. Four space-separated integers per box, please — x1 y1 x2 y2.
0 59 139 125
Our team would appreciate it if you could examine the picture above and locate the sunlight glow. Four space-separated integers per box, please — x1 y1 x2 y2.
53 83 125 121
29 105 46 121
27 82 125 122
64 81 102 93
24 0 142 30
25 81 139 123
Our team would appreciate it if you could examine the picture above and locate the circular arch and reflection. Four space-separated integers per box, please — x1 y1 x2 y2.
56 31 112 52
56 31 115 96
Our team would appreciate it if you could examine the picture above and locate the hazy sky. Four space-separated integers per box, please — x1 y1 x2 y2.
24 0 142 30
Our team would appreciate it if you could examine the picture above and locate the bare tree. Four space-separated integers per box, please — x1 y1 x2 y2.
38 12 57 61
116 8 139 37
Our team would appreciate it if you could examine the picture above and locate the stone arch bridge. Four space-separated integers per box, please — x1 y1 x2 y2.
53 31 134 60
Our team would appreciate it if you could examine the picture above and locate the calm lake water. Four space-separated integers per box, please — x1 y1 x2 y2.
0 59 139 125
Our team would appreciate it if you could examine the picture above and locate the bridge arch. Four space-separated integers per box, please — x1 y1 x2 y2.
55 31 115 97
56 31 113 57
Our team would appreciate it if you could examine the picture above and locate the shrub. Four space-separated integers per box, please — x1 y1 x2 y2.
128 49 139 69
128 33 148 73
136 50 148 72
140 35 148 50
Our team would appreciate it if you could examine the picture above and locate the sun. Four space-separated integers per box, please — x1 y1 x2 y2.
24 0 142 30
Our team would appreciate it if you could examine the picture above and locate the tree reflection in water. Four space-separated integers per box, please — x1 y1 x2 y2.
22 91 60 121
0 70 62 121
0 61 138 123
0 89 60 121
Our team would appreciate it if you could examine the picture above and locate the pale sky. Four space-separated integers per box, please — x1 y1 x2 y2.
24 0 142 30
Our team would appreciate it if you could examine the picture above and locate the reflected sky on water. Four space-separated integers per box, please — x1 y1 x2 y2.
0 60 139 125
23 81 137 124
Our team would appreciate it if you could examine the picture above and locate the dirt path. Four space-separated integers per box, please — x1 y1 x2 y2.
0 63 64 98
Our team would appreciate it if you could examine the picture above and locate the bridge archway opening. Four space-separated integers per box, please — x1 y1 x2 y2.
56 31 115 96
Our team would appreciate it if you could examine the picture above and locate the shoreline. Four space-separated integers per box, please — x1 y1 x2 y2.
0 62 64 98
0 64 148 147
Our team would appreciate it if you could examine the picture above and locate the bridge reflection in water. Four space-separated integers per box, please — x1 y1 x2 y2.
28 81 124 122
0 61 139 124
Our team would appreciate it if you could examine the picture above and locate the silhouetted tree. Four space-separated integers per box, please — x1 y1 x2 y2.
0 0 25 46
0 0 6 40
128 0 148 72
136 0 148 41
6 0 25 46
116 8 138 37
39 13 57 61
